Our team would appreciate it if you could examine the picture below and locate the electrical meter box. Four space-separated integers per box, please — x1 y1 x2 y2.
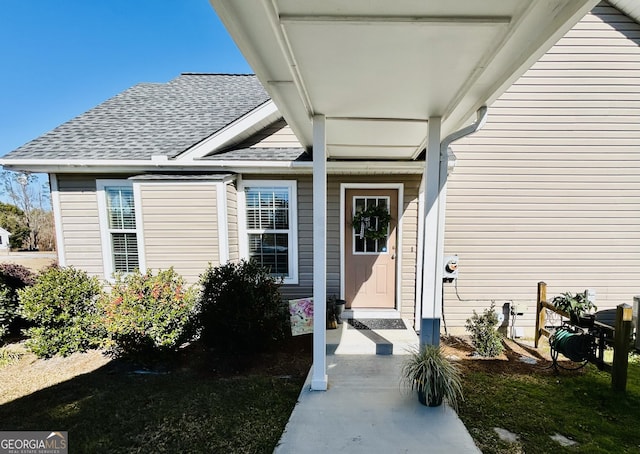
443 255 458 282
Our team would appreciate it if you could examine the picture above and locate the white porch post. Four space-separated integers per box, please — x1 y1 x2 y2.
311 114 328 391
420 117 445 346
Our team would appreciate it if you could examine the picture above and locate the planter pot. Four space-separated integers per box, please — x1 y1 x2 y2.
335 299 346 324
418 390 443 407
577 314 595 329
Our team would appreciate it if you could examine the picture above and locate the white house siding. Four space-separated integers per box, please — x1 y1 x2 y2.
277 176 313 301
443 3 640 335
56 175 104 276
251 120 303 148
138 182 219 284
226 182 240 262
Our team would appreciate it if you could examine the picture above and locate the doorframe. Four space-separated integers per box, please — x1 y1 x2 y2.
340 183 404 313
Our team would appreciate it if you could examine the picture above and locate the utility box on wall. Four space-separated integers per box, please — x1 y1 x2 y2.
443 255 458 283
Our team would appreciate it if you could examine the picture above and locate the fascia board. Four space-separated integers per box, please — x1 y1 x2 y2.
178 100 281 161
1 159 424 174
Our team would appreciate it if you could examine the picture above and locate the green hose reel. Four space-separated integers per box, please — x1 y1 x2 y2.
549 327 593 363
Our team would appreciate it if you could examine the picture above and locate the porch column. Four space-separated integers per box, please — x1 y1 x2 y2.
311 114 328 391
420 117 444 346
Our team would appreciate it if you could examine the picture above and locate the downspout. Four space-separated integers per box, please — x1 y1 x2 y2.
418 106 488 344
440 106 488 160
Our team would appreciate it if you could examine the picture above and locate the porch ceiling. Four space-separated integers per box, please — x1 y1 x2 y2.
210 0 598 160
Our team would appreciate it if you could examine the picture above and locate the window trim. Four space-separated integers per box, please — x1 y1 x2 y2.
97 179 146 280
238 179 298 285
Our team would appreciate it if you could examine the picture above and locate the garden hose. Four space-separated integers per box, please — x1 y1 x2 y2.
549 328 591 363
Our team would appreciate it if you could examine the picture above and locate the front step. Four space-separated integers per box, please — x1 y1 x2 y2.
326 319 418 355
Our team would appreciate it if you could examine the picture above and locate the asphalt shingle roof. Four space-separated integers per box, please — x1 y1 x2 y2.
3 74 270 161
205 147 309 161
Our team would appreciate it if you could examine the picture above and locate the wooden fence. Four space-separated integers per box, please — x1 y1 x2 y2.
534 281 634 392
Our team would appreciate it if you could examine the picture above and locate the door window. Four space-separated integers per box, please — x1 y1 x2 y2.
352 196 390 254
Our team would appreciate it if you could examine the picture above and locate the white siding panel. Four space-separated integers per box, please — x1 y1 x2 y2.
253 123 302 148
443 5 640 335
139 182 218 284
226 183 239 262
57 175 104 277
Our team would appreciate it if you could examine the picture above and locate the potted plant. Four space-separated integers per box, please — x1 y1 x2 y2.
401 344 463 409
551 291 597 327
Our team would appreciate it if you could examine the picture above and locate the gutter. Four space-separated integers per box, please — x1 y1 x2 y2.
0 159 425 175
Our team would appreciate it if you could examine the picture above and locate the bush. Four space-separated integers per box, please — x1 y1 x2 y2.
198 260 288 355
20 266 104 357
0 264 36 342
0 284 13 341
99 268 198 358
465 303 504 357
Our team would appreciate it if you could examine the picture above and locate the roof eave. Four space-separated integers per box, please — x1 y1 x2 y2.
0 158 424 175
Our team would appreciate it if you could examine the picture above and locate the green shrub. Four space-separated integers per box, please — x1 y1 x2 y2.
465 303 504 357
99 268 198 358
198 260 288 355
0 263 36 342
0 284 13 341
20 266 104 357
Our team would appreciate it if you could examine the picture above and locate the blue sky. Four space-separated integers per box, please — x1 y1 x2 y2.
0 0 251 158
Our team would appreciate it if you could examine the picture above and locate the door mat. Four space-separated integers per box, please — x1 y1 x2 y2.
347 319 406 330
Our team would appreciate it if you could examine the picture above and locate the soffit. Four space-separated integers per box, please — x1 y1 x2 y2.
210 0 599 160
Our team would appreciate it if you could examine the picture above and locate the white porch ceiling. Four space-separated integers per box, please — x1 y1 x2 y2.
210 0 599 160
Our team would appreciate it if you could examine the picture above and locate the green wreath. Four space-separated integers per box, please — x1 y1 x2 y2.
352 205 392 240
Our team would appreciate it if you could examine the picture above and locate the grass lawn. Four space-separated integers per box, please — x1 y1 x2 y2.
456 348 640 453
0 337 312 453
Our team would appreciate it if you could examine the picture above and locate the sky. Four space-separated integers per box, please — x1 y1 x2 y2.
0 0 252 159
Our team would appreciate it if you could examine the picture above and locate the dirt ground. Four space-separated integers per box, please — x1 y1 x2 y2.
0 251 57 271
441 335 561 376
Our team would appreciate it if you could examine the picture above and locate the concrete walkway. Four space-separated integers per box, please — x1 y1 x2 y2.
275 321 480 453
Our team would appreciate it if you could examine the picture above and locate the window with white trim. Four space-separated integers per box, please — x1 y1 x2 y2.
98 181 141 277
241 181 297 284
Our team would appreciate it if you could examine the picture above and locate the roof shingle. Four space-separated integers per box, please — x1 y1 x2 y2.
3 74 270 160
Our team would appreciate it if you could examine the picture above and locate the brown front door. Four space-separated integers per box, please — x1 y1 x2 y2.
345 189 397 309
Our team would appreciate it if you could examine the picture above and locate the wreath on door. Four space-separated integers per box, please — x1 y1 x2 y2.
352 205 392 240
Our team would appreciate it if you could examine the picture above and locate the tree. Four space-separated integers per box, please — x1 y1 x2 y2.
0 202 29 249
1 171 53 250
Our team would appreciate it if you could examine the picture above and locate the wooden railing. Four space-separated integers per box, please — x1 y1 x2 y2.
534 281 634 392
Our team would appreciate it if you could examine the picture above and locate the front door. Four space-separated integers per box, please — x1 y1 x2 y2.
345 189 397 309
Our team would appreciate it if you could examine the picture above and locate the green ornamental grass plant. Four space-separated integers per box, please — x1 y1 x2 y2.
401 344 464 410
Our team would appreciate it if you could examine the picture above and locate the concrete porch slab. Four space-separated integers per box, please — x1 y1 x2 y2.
275 320 480 453
274 354 480 453
326 318 419 355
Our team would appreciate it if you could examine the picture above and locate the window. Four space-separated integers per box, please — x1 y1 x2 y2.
241 181 297 284
98 181 142 278
353 196 390 254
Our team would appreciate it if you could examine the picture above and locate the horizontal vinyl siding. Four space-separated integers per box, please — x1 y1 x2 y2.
56 175 103 277
139 182 218 283
280 176 313 301
443 4 640 334
253 122 302 148
399 176 421 320
226 183 239 262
